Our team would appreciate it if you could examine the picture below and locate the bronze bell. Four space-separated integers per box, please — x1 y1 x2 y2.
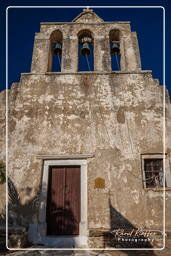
111 42 120 54
81 42 91 56
53 43 62 55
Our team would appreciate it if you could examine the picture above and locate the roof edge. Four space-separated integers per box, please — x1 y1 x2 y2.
40 21 131 25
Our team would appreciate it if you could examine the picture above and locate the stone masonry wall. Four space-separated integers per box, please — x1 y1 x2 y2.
0 72 170 234
31 21 140 73
0 90 6 221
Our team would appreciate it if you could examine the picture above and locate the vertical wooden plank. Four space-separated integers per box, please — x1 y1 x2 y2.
65 166 80 235
46 166 80 235
46 166 66 235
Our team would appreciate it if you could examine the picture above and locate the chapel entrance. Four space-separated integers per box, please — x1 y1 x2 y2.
46 166 81 236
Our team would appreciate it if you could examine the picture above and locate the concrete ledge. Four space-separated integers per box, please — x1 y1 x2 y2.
21 70 152 76
39 235 88 248
0 225 26 234
28 224 88 248
36 154 95 160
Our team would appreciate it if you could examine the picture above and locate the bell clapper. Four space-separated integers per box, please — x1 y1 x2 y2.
115 53 120 70
57 53 61 68
85 53 91 71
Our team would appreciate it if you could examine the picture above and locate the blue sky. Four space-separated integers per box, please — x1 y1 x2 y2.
0 0 170 98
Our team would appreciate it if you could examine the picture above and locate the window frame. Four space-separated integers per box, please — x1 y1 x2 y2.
141 154 171 190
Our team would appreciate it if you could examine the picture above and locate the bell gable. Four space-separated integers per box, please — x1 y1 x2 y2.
72 9 104 23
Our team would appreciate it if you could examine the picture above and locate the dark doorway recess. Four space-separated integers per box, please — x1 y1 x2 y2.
46 166 81 236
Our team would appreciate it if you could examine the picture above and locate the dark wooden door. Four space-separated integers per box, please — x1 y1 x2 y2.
46 166 81 236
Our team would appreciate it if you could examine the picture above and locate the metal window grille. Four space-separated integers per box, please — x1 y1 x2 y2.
144 159 164 188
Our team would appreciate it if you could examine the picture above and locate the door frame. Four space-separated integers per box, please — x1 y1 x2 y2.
38 159 88 243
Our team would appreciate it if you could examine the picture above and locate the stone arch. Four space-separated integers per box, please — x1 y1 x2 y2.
48 30 63 72
77 29 94 42
109 29 121 70
109 29 120 42
77 29 94 71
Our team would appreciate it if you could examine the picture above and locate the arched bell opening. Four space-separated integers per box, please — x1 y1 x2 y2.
109 29 121 71
48 30 63 72
78 30 94 72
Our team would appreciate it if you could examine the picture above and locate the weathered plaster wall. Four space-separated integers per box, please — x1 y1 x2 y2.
166 92 171 230
1 10 171 248
0 90 6 220
2 71 170 234
0 90 6 162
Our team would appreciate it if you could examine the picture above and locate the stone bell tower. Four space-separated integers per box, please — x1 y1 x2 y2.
31 8 141 73
0 8 171 249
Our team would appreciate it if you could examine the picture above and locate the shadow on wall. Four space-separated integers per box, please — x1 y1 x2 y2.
100 198 157 256
0 186 6 225
2 178 42 249
45 183 78 247
7 178 160 253
8 178 77 248
8 178 40 227
46 198 78 236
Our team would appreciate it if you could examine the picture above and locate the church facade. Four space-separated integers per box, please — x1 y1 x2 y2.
0 9 171 249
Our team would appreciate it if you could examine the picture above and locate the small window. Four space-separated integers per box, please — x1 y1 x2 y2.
142 155 171 189
144 159 164 188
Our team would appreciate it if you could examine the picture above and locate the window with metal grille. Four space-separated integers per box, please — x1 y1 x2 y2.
144 159 164 188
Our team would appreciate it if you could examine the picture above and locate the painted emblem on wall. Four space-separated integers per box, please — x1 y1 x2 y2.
94 177 105 189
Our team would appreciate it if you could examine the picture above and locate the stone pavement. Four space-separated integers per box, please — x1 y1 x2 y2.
1 238 171 256
1 249 171 256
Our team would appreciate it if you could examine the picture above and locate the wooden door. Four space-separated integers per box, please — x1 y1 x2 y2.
46 166 81 236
